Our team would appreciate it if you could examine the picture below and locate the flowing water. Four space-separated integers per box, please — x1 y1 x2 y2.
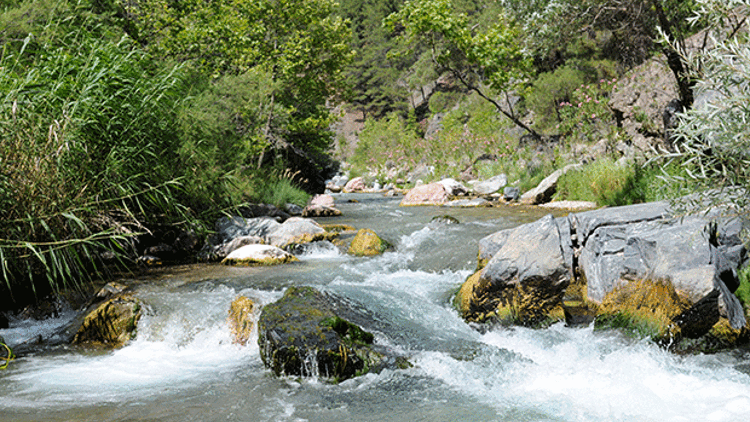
2 194 750 421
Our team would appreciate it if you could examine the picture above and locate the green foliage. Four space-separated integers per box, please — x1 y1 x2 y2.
0 15 191 300
526 66 585 131
557 78 620 143
350 113 421 176
554 159 639 206
737 265 750 311
117 0 354 157
664 1 750 210
385 0 538 138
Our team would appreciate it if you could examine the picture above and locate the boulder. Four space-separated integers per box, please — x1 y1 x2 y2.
257 286 386 381
399 182 449 206
72 295 142 348
437 178 469 196
343 177 366 192
348 229 392 256
302 194 341 217
473 174 508 195
463 200 748 349
217 216 281 243
228 296 255 346
539 200 598 211
309 194 335 208
456 215 570 326
267 217 338 249
520 163 581 205
302 205 342 218
221 244 298 266
503 187 520 202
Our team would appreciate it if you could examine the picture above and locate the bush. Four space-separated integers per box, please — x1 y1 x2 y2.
526 65 585 131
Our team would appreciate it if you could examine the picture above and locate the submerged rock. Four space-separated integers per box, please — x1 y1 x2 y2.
257 286 387 381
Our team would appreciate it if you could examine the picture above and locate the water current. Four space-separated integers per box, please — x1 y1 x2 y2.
2 194 750 421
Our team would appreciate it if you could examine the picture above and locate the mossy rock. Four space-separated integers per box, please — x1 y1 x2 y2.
228 296 255 346
72 295 142 348
320 223 357 233
257 286 386 381
454 271 564 327
347 228 392 257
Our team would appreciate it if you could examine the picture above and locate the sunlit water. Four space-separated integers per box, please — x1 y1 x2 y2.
2 194 750 421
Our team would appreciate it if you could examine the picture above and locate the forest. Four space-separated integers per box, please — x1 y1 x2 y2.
0 0 748 309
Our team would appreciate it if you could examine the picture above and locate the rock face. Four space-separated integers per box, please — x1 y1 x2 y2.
257 286 384 381
221 244 298 266
400 182 449 206
343 177 366 192
458 201 748 348
228 296 255 345
348 229 392 256
72 295 142 348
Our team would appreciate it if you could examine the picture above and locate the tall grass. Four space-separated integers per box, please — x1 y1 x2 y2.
0 19 190 304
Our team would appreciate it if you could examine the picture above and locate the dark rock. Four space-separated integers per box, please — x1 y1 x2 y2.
258 286 388 381
72 294 143 348
503 187 520 202
430 215 460 225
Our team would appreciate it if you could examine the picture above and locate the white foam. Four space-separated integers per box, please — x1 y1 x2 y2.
415 323 750 422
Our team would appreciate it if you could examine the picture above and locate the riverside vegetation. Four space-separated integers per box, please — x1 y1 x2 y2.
1 0 749 349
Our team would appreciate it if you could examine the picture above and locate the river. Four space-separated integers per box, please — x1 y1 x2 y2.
2 194 750 421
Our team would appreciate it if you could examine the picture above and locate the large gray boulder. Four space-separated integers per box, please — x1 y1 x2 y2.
457 215 571 326
459 200 748 345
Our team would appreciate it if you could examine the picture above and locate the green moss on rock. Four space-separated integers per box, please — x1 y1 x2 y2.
347 229 392 257
257 286 384 381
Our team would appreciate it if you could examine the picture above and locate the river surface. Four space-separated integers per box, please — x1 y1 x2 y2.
2 194 750 421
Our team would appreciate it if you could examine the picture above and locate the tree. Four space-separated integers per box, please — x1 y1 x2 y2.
665 0 750 210
384 0 541 140
113 0 354 159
